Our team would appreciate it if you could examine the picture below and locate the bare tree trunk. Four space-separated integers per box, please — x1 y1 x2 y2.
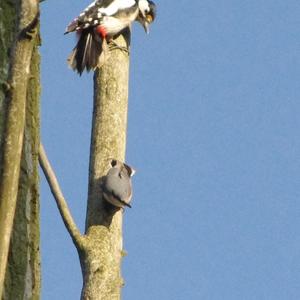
80 31 131 300
0 0 40 298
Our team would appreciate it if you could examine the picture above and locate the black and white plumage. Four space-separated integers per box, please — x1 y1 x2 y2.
65 0 156 74
102 159 135 209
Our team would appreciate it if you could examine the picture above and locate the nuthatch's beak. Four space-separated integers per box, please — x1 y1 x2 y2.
124 163 136 177
130 168 136 176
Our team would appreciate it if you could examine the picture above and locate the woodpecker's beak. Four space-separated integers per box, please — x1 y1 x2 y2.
143 13 154 34
143 22 150 34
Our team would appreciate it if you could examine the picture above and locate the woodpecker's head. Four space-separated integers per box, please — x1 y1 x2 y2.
137 0 156 33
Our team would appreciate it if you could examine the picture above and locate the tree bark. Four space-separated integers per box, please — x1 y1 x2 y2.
0 0 40 298
80 31 131 300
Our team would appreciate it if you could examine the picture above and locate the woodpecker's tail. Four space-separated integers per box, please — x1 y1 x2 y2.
67 29 104 75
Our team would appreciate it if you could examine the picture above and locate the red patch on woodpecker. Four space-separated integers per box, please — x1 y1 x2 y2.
95 25 107 39
76 29 82 38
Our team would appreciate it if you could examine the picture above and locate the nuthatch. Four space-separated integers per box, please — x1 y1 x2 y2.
102 159 135 209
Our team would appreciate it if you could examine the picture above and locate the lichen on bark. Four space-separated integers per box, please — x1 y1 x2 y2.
0 0 41 298
3 35 41 300
0 0 18 170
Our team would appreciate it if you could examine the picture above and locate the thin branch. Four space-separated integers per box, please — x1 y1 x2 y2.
38 143 84 248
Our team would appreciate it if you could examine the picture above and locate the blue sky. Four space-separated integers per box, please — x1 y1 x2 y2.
40 1 300 299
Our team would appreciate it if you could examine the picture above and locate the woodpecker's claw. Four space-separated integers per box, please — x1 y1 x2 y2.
108 40 129 55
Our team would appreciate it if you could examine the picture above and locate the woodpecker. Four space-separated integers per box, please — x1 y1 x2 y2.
65 0 156 74
102 159 135 209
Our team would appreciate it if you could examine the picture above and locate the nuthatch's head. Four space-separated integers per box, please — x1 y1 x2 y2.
110 159 135 177
102 159 135 209
137 0 156 34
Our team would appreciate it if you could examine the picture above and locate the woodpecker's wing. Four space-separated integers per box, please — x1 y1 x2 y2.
65 0 109 33
65 0 137 33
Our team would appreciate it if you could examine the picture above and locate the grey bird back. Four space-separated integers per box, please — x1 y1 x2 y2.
105 167 132 201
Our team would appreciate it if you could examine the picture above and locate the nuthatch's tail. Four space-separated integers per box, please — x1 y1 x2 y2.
67 30 107 75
